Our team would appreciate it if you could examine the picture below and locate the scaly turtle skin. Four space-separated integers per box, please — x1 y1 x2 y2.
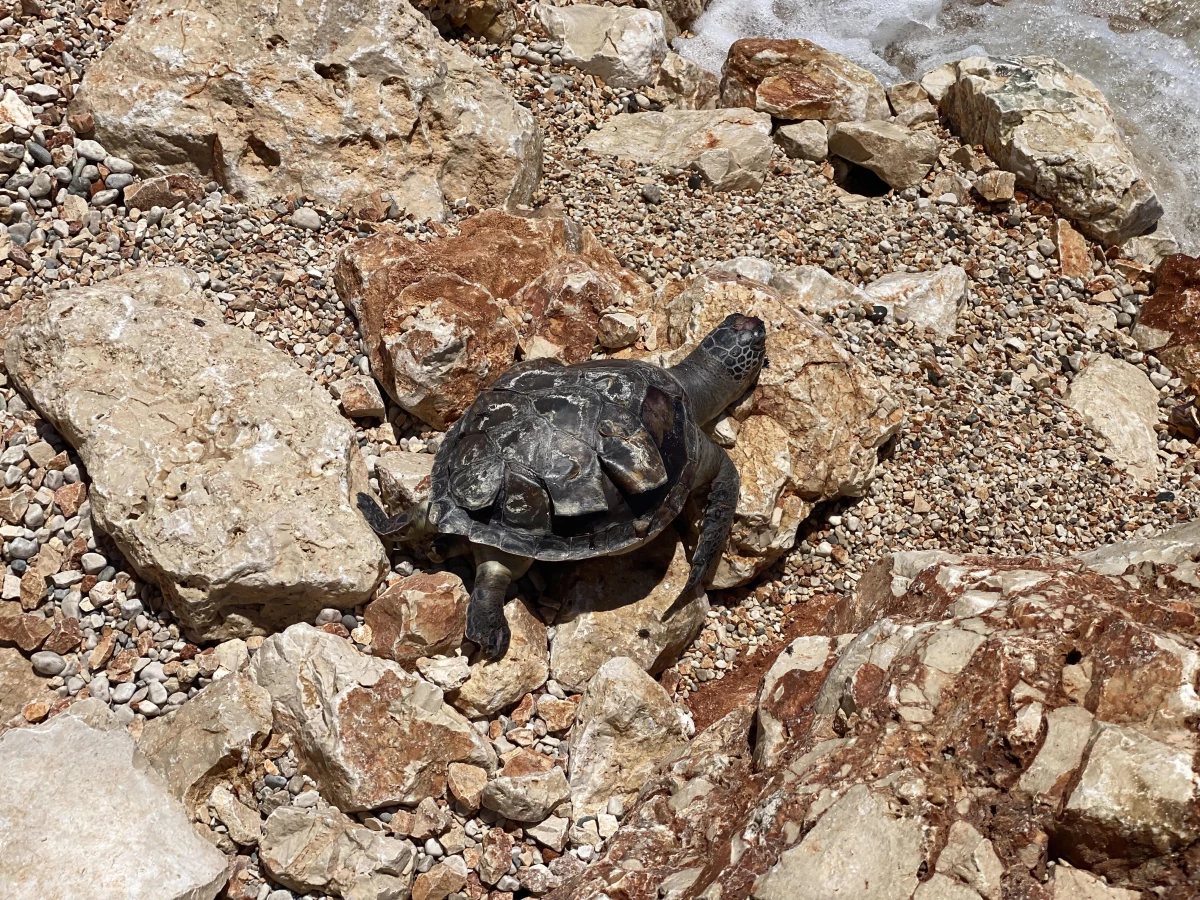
359 313 768 660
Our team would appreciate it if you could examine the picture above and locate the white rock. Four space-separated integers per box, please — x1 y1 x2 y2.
770 265 872 315
1064 356 1161 486
535 4 668 89
866 266 969 336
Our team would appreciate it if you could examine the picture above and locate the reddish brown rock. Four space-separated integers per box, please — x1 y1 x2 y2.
366 572 469 666
0 601 51 651
719 39 889 123
549 530 1200 900
53 480 86 518
0 645 45 725
1132 254 1200 381
41 615 83 655
480 828 515 886
334 210 649 429
122 174 202 211
447 762 487 811
1055 218 1092 280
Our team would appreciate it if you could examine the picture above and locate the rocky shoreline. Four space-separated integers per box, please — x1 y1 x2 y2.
0 0 1197 898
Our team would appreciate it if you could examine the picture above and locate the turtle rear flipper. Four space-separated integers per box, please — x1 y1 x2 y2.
356 492 430 541
683 438 739 596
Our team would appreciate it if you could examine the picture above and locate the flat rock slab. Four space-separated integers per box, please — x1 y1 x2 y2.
5 267 388 641
580 109 773 191
0 704 228 900
941 56 1161 245
1064 355 1160 486
71 0 541 217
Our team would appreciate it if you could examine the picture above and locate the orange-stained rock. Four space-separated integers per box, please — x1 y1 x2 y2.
447 762 488 811
0 601 51 651
1055 218 1092 280
122 174 202 211
719 39 889 123
252 624 496 812
366 572 469 666
1133 254 1200 382
480 828 515 886
334 210 649 429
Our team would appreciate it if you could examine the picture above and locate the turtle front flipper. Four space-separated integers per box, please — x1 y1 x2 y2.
467 548 532 661
683 439 740 596
356 492 430 541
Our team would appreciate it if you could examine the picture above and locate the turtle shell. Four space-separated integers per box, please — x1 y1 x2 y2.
428 357 701 561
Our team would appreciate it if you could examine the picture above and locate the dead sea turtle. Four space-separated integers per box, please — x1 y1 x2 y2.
358 313 768 660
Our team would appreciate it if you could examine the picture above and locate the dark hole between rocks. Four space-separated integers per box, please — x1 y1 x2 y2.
831 158 891 197
1065 648 1083 665
245 135 281 169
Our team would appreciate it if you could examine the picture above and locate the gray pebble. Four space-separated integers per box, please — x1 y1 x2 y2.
290 207 322 230
104 156 135 174
315 608 341 625
8 537 39 560
111 681 137 704
31 651 65 677
75 139 107 161
91 189 119 207
80 552 107 575
136 699 161 717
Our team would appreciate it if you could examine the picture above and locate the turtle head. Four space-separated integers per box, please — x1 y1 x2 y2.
673 314 767 424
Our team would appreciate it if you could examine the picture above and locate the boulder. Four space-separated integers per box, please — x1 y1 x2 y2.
260 806 416 899
828 120 941 190
0 645 46 725
769 265 872 315
138 672 273 814
546 530 708 692
719 39 889 124
72 0 541 217
774 120 828 161
579 109 774 192
251 623 496 811
753 785 924 900
646 52 719 111
448 597 548 717
549 538 1199 900
366 571 469 665
334 210 649 429
663 272 903 585
568 657 687 817
534 5 667 89
940 56 1161 245
0 704 228 900
865 265 970 335
5 268 387 641
1064 355 1160 486
1132 254 1200 380
481 766 571 822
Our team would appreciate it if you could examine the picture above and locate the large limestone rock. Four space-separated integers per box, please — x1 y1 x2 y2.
448 597 548 717
534 4 667 89
719 39 889 123
5 268 387 641
251 623 496 811
546 530 708 692
865 265 970 335
261 806 416 899
335 210 650 429
0 703 228 900
1132 254 1200 380
1064 355 1161 486
663 272 903 585
579 109 774 192
940 56 1162 245
568 657 687 818
139 672 273 814
72 0 542 217
828 120 941 191
549 536 1199 900
366 571 469 665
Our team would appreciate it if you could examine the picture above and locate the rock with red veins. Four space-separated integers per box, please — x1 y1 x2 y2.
547 526 1200 899
366 572 469 666
252 623 496 812
1132 254 1200 380
719 38 890 123
334 210 649 429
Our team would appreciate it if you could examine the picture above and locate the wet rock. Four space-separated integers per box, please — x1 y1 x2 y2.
367 572 469 666
940 56 1161 245
828 120 941 191
139 672 273 814
719 39 890 123
568 657 687 818
5 268 387 641
547 530 708 692
260 806 415 899
73 0 541 216
580 109 774 192
663 271 903 585
335 210 646 428
865 265 969 336
1064 355 1161 486
534 5 667 89
0 703 228 899
448 597 548 717
252 623 496 811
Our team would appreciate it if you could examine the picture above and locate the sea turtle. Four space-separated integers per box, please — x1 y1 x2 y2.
358 313 768 660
